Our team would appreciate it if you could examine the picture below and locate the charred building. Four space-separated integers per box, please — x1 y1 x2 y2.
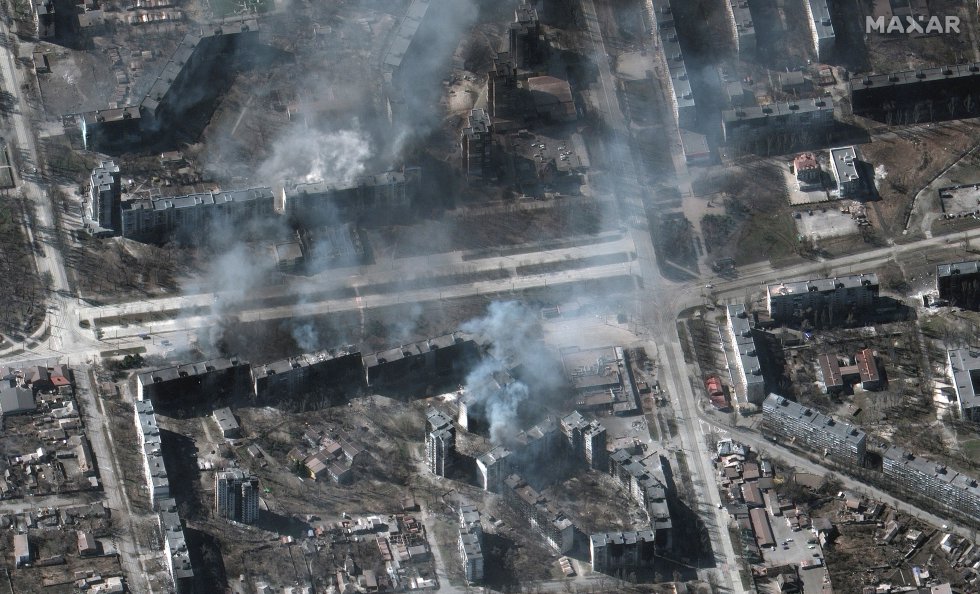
937 261 980 310
363 332 478 388
251 348 363 404
120 187 277 241
136 357 252 403
282 167 421 228
503 474 576 554
77 18 259 151
851 63 980 124
590 529 658 574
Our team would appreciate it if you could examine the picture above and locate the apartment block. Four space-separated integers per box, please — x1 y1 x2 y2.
363 332 478 387
727 304 766 405
608 450 674 550
88 161 120 230
648 0 696 128
215 469 260 524
134 400 169 507
851 63 980 123
158 499 194 594
947 348 980 421
476 445 514 492
509 2 543 68
458 504 483 583
560 410 608 471
136 356 252 402
803 0 835 60
590 529 657 573
503 474 576 554
762 394 867 465
251 349 363 403
937 261 980 310
882 446 980 524
725 0 756 55
766 273 879 324
722 98 835 146
425 408 456 476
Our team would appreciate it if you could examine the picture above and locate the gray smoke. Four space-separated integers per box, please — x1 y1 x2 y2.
461 301 563 444
256 124 372 185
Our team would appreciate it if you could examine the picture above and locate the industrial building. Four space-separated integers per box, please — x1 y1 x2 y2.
458 505 484 583
803 0 835 60
762 394 867 465
509 2 544 69
363 332 478 387
766 273 879 324
13 533 31 567
830 146 862 196
461 108 493 182
136 356 252 402
251 349 363 404
561 346 640 415
817 349 881 394
721 98 836 147
215 469 260 524
77 19 259 151
559 410 608 471
503 474 576 554
590 529 657 573
88 161 121 232
947 348 980 422
882 446 980 524
725 0 756 55
937 261 980 310
850 63 980 123
0 374 35 416
726 304 767 405
425 408 456 476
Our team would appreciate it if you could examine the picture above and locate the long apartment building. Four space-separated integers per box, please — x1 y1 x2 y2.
803 0 835 60
609 450 674 550
766 273 879 324
503 474 576 554
725 0 756 56
252 349 363 403
722 98 835 146
947 348 980 422
727 304 766 405
133 400 194 592
647 0 696 128
590 529 658 573
425 408 456 476
850 63 980 122
762 394 867 465
137 356 252 402
458 504 484 583
882 446 980 524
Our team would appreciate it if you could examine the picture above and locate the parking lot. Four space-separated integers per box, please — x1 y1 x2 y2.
762 509 833 593
794 208 860 240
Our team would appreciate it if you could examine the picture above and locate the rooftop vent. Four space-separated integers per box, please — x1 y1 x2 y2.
887 75 899 83
915 70 925 79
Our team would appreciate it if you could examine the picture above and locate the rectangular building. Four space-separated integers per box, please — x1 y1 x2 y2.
458 504 483 583
830 146 861 196
425 408 456 476
251 349 363 403
749 508 775 548
727 304 767 405
803 0 835 60
947 348 980 421
647 0 697 128
503 474 576 554
476 445 513 492
937 261 980 310
590 529 657 573
212 407 240 439
725 0 756 55
14 533 30 567
882 446 980 524
88 161 121 230
215 469 260 524
363 332 478 387
722 98 835 146
762 394 867 465
851 63 980 123
461 108 493 182
766 273 879 324
560 410 608 471
137 357 252 402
